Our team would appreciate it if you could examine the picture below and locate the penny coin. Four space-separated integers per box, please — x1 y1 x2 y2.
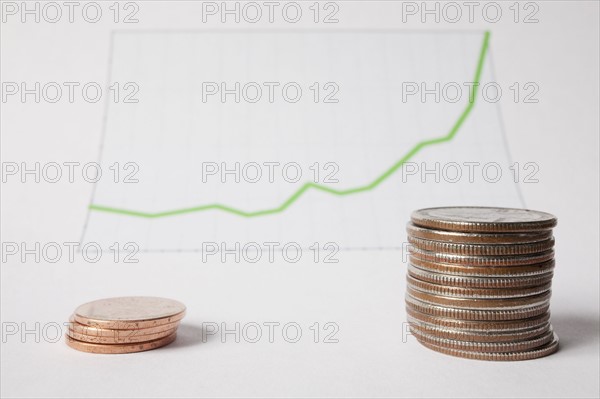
406 306 551 331
409 256 555 277
410 327 554 352
68 316 180 337
411 207 557 233
67 326 178 344
65 332 177 354
407 287 551 310
73 297 186 329
405 295 550 321
408 235 555 256
406 223 553 244
407 264 554 288
407 275 552 299
416 334 559 361
409 246 555 266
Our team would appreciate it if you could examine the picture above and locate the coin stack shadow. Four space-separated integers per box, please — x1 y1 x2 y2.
65 297 186 354
405 207 559 361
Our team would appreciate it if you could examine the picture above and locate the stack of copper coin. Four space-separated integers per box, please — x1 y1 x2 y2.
405 206 559 361
65 296 186 354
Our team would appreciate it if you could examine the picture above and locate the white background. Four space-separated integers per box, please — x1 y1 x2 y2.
1 1 599 398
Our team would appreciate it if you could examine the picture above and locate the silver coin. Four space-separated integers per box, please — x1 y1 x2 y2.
411 207 557 232
406 288 552 310
409 246 555 266
410 326 555 352
405 295 551 321
409 256 555 277
407 275 553 299
407 235 555 256
416 334 559 361
408 316 551 342
406 306 551 331
406 222 554 244
407 264 554 288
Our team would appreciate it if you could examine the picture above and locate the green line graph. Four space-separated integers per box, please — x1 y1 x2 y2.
89 31 490 219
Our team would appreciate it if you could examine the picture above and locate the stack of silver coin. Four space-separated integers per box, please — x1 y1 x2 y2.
405 206 559 361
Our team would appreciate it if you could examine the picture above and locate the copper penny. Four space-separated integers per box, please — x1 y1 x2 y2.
73 297 186 329
65 332 177 354
68 316 180 337
67 326 178 344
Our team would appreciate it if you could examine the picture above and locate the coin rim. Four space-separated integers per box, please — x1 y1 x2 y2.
407 263 554 288
405 295 551 321
406 222 554 244
410 326 554 352
415 334 559 361
409 256 555 277
73 310 186 330
68 316 181 336
409 246 555 266
405 306 551 331
67 326 178 344
407 287 552 310
65 332 177 354
411 207 557 233
74 296 186 325
407 235 555 256
407 275 553 299
408 318 551 342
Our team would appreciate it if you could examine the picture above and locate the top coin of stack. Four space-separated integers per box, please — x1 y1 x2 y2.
65 296 186 354
405 206 559 361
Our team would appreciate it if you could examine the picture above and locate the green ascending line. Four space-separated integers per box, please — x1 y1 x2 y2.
90 32 490 219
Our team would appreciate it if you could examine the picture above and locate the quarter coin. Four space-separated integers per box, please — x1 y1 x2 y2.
408 318 551 342
411 327 554 352
407 235 554 256
405 306 551 331
406 222 553 244
416 335 559 361
409 256 555 277
406 288 551 310
407 264 554 288
405 295 550 321
411 207 557 232
407 275 552 299
409 246 555 266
